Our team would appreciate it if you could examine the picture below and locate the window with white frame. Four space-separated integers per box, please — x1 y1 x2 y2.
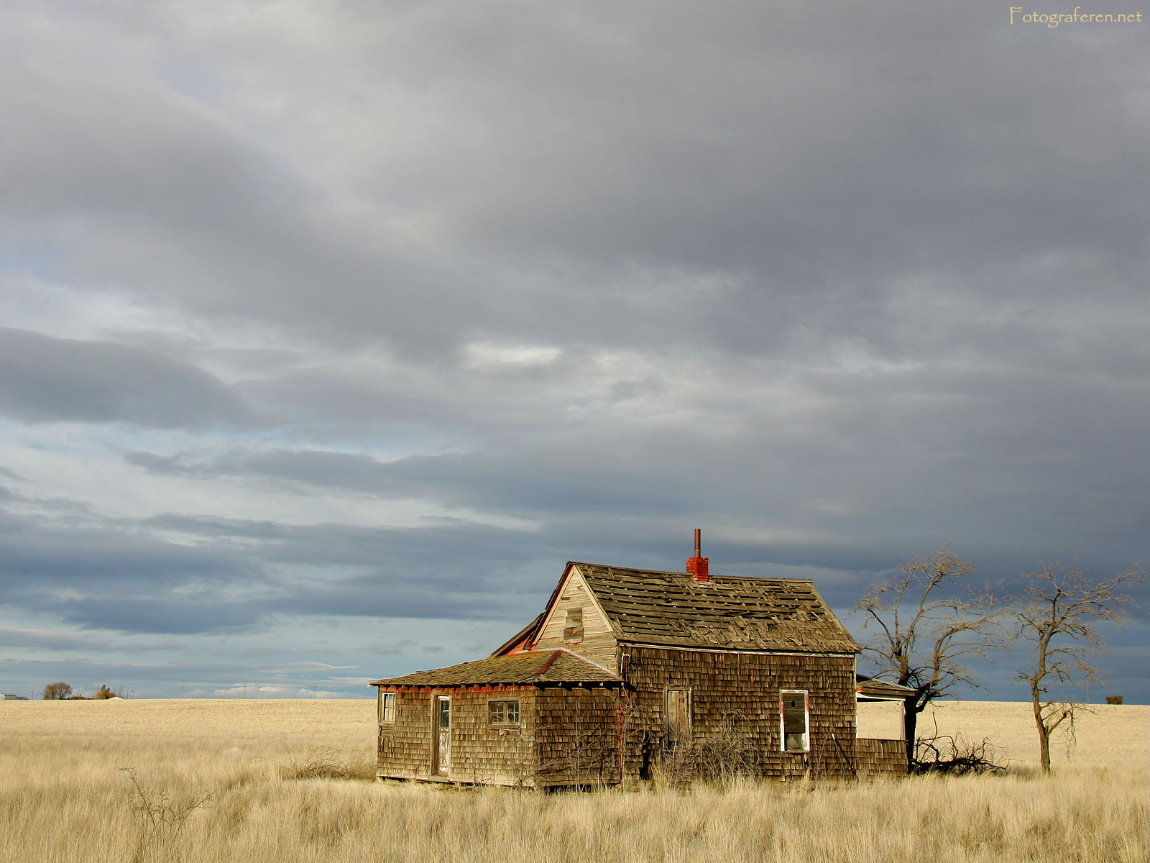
378 690 396 724
780 690 809 752
489 699 520 726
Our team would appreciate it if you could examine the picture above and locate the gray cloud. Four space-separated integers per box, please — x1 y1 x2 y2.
0 328 249 427
0 1 1143 701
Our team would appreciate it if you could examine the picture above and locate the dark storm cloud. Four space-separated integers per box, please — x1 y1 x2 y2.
0 509 253 585
0 328 248 427
46 596 262 635
124 340 1150 577
3 2 1142 364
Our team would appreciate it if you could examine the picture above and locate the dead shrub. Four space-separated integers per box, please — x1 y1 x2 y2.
912 734 1005 775
120 767 215 863
657 719 764 787
277 745 375 781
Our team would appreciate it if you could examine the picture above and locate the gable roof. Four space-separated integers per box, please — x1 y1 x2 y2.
370 649 622 688
538 562 859 654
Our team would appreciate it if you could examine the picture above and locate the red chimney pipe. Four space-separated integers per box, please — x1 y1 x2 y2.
686 528 710 582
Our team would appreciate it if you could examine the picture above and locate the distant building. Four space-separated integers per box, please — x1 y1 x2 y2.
2 693 29 700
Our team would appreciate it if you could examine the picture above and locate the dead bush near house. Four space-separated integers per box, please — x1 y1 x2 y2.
277 745 375 781
913 734 1005 775
656 720 765 787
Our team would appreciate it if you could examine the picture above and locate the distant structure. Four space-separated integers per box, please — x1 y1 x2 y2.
371 531 911 787
2 694 29 700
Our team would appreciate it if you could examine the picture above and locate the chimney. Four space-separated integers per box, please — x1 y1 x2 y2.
686 528 710 582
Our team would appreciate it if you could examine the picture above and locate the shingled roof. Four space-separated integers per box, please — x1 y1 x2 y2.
568 562 860 654
370 649 621 688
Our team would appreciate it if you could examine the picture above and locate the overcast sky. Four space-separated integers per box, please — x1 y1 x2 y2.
1 0 1146 703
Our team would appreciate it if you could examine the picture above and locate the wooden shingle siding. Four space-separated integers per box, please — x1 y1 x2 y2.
534 687 620 787
377 686 540 786
532 569 619 671
620 646 859 780
856 738 908 776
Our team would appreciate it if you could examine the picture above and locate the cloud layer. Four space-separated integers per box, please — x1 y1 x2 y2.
0 0 1145 702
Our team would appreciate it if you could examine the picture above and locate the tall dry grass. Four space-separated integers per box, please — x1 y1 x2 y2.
1 699 1146 863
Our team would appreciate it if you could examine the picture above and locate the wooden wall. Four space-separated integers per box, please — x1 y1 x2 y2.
375 651 907 786
376 686 539 786
620 646 859 780
534 687 620 787
856 737 908 776
531 568 619 671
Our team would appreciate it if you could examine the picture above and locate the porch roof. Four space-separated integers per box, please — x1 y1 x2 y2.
370 649 621 688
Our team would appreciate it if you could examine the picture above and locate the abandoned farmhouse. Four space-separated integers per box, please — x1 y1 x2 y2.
371 534 910 787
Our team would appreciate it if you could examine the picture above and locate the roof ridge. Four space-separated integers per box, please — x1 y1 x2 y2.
568 561 816 585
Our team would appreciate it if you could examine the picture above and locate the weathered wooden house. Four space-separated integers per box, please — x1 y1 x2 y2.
371 535 907 786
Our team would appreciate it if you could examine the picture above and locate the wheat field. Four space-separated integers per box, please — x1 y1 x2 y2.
1 699 1146 863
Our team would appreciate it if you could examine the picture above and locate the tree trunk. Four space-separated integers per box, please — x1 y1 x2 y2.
1031 688 1052 773
903 697 919 770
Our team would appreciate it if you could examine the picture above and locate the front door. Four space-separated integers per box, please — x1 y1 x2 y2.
432 695 451 775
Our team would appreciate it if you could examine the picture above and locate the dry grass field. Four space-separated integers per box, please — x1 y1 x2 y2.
1 698 1146 863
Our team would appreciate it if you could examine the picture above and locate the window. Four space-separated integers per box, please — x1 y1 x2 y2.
563 607 584 643
780 690 809 752
378 691 396 724
489 699 520 726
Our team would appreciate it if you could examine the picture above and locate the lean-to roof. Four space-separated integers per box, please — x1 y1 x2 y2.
855 676 917 701
370 649 621 688
565 563 860 654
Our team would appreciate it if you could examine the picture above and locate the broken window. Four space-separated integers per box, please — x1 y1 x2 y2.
378 691 396 724
563 607 584 643
780 690 809 752
489 699 520 725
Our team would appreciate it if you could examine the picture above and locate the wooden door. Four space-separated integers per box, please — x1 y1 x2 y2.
432 695 452 775
665 688 691 746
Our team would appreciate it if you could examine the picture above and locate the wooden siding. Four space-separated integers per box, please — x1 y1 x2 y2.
533 568 619 671
619 646 859 780
377 686 539 786
856 737 908 776
374 655 908 784
534 687 620 787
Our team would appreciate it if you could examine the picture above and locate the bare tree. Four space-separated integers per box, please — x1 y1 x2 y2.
42 681 73 700
1014 561 1144 772
854 546 1006 767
